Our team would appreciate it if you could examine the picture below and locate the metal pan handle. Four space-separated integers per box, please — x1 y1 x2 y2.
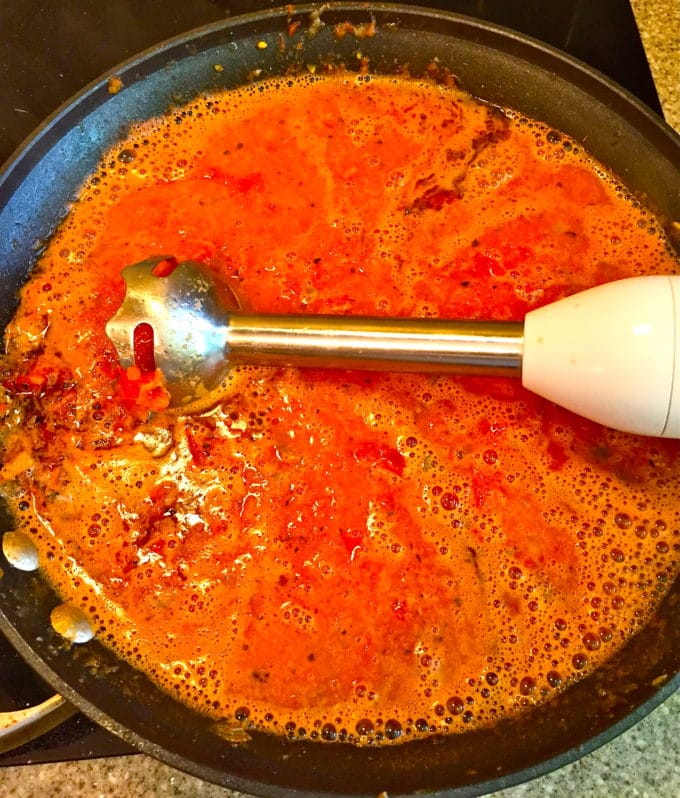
0 694 76 754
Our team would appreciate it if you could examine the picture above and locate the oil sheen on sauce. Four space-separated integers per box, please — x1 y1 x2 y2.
1 73 679 746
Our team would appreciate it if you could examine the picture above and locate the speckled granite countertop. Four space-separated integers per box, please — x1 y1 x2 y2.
3 1 679 796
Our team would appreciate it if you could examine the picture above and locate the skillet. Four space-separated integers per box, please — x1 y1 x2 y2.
0 4 678 795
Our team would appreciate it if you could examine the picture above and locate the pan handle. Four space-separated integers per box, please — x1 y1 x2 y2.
0 694 77 754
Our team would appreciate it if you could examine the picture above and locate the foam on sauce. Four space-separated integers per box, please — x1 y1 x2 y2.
1 73 678 745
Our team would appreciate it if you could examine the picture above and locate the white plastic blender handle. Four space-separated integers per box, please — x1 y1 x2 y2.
522 275 680 438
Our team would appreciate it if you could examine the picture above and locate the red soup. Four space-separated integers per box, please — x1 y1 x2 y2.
1 72 679 745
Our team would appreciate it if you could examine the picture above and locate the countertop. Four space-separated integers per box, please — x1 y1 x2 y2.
3 0 679 795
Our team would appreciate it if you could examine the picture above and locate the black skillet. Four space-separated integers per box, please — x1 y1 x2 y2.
0 3 678 795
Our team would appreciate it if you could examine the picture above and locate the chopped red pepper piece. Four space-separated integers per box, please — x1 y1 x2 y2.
353 441 406 476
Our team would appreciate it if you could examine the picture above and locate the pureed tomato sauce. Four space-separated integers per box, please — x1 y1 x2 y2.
1 73 679 746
